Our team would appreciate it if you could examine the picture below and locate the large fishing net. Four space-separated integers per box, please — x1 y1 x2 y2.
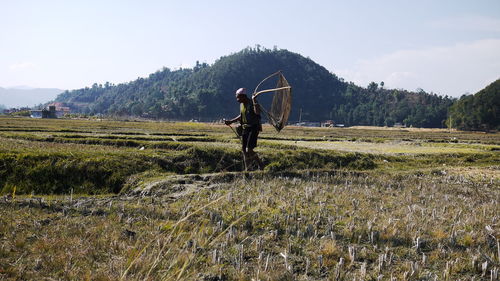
253 71 292 132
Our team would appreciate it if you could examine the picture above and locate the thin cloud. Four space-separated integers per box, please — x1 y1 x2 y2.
428 15 500 33
9 62 37 71
338 39 500 97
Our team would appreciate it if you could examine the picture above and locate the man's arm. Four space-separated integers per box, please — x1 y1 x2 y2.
224 114 241 125
252 97 261 115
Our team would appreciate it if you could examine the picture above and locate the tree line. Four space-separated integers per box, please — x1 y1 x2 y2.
54 47 496 130
448 79 499 131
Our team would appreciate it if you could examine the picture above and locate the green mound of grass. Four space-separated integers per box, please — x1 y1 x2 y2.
1 117 497 196
0 145 378 195
0 152 152 194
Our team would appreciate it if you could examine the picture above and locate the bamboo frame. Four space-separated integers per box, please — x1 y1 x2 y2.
252 86 292 98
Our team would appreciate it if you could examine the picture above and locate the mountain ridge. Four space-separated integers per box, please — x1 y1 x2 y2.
0 87 64 108
55 47 455 127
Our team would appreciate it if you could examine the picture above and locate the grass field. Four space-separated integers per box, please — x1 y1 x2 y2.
0 117 499 280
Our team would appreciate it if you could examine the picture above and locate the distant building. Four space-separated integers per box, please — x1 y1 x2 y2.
321 120 334 127
30 110 43 118
318 120 346 128
4 107 31 115
30 104 70 118
44 106 57 118
295 122 321 127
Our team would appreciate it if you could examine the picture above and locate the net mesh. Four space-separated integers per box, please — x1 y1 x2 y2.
268 73 292 132
255 72 292 132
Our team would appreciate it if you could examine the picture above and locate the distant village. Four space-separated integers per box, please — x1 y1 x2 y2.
2 102 71 118
2 104 409 128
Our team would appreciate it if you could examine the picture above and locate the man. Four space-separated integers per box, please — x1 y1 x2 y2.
224 88 264 170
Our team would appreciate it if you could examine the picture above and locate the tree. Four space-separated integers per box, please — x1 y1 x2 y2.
368 82 378 92
448 79 499 131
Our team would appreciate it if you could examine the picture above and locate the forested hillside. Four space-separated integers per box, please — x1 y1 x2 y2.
449 79 500 131
56 47 455 127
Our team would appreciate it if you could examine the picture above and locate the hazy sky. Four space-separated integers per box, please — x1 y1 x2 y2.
1 0 499 97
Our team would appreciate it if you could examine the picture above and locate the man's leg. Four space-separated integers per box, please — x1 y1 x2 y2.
242 131 249 171
242 151 251 171
247 128 264 170
247 149 264 170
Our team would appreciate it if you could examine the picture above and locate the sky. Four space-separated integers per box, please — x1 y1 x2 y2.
1 0 499 97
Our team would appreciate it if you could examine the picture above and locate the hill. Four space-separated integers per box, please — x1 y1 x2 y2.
448 79 500 131
55 47 454 127
0 87 64 108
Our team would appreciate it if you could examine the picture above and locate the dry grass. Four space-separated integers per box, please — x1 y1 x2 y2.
271 139 498 155
0 117 499 280
1 172 498 280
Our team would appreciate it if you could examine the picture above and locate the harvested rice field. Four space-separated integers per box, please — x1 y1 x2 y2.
0 117 499 280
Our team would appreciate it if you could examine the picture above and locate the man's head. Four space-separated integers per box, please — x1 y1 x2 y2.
235 88 247 103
